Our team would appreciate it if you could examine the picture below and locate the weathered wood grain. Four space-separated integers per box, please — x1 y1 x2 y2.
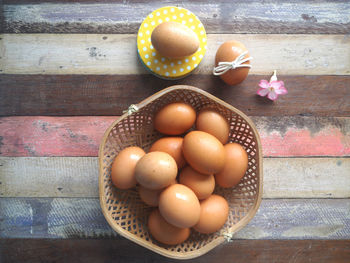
0 157 98 198
1 157 349 198
1 198 349 239
0 116 117 157
2 239 350 263
1 75 349 116
262 158 350 198
255 116 350 157
1 116 349 157
1 34 349 75
3 1 350 34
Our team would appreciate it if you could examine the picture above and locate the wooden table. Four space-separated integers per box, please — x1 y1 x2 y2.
1 1 350 262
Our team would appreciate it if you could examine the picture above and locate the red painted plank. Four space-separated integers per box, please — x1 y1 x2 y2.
0 116 116 157
0 116 349 157
261 128 350 157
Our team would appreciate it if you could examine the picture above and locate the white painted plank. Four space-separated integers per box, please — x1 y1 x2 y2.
0 157 98 198
1 34 349 75
1 198 349 239
263 158 350 198
0 157 349 198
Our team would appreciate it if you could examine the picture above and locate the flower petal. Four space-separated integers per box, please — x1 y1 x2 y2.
276 86 288 95
257 88 269 97
270 81 282 90
258 80 270 89
267 90 278 100
275 81 287 94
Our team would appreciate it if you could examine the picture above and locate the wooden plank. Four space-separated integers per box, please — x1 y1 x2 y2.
1 34 349 75
0 157 98 198
3 1 350 34
1 116 349 157
0 117 116 157
2 239 350 263
1 75 349 116
1 198 349 239
255 116 350 157
1 157 349 198
262 158 350 198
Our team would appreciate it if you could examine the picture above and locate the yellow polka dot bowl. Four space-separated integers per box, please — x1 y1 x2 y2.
137 6 207 80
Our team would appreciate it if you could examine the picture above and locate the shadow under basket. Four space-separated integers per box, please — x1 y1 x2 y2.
99 85 263 259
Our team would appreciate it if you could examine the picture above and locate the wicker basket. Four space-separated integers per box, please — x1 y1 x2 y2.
99 85 263 259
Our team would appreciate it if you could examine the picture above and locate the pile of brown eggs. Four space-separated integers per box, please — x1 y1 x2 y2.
111 102 248 245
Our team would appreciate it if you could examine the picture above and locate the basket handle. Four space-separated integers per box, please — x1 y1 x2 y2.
123 104 139 115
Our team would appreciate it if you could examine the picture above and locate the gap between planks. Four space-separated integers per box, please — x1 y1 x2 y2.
0 157 349 198
3 1 350 34
1 198 350 240
1 34 349 75
0 116 349 157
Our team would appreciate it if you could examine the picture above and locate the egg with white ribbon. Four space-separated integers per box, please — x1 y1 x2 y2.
213 41 252 86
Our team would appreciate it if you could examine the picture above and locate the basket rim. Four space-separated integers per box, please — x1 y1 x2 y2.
98 85 263 260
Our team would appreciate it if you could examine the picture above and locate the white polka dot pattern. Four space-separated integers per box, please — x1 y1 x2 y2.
137 6 207 79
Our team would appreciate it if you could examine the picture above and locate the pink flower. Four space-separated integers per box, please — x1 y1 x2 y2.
257 70 287 101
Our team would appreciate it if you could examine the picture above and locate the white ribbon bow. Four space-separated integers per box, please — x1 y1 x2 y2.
213 51 253 76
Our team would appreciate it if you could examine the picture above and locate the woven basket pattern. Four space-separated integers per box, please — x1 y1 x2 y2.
99 86 262 259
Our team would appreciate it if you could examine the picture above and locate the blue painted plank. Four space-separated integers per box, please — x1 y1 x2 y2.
1 198 349 239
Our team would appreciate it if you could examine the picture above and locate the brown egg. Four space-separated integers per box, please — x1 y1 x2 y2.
179 166 215 200
194 195 229 234
196 108 229 144
215 41 251 85
111 146 145 189
159 184 200 228
183 131 226 175
154 103 196 135
148 209 190 245
139 186 162 207
135 152 177 190
215 143 248 188
138 179 177 207
149 137 186 168
151 21 199 58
